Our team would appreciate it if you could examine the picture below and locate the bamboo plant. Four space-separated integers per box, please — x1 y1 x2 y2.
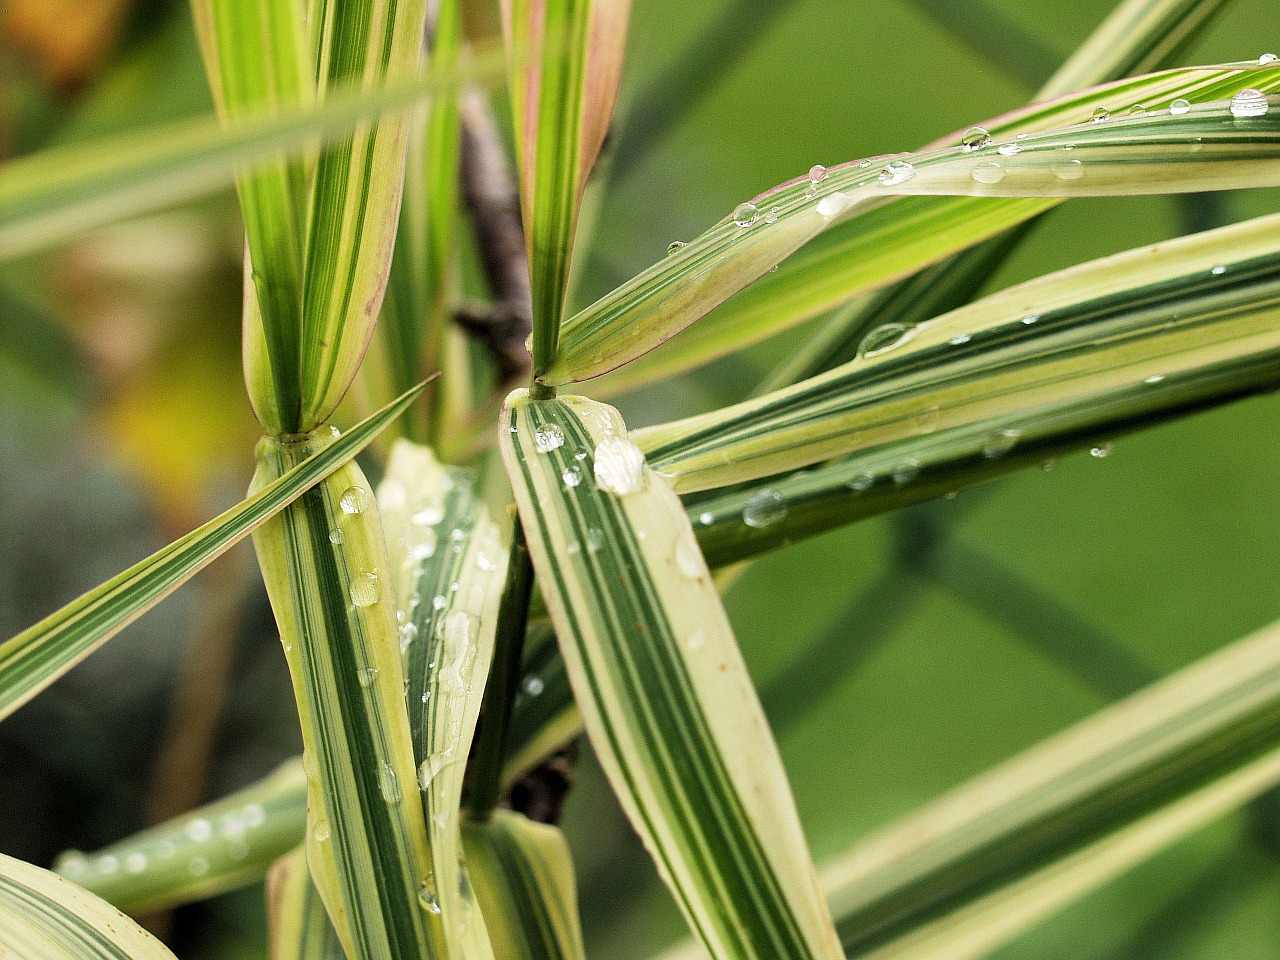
4 0 1280 959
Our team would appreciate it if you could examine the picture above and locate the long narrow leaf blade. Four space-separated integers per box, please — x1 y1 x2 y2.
559 61 1280 391
500 390 842 960
0 381 425 724
267 848 346 960
0 853 178 960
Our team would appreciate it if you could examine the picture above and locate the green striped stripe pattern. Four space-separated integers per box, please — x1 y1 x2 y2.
463 811 586 960
500 390 843 960
267 848 346 960
0 383 422 726
560 62 1280 393
251 433 440 960
0 853 177 960
638 209 1280 496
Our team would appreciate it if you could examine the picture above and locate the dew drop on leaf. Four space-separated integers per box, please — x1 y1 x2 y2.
970 161 1005 184
1169 98 1191 115
350 572 381 607
594 436 648 495
339 486 369 515
878 160 915 185
733 202 759 227
534 424 565 452
1230 88 1268 118
742 489 786 528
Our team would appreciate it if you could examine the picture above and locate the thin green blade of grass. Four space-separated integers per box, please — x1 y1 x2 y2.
500 390 843 960
267 849 346 960
54 759 306 914
561 61 1280 393
0 853 179 960
250 431 442 960
502 0 630 376
0 381 425 725
655 616 1280 960
636 210 1280 494
0 47 505 262
463 810 586 960
377 439 508 957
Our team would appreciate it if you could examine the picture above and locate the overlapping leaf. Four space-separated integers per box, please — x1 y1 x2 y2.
560 61 1280 392
500 390 842 960
267 848 345 960
0 382 424 725
501 0 631 375
0 853 178 960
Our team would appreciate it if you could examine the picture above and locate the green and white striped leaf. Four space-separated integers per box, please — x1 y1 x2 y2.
0 853 177 960
55 759 306 915
559 61 1280 392
462 810 586 960
636 209 1280 495
657 615 1280 960
0 49 503 265
0 381 424 725
250 432 440 960
500 390 842 960
267 848 345 960
501 0 631 376
377 439 509 957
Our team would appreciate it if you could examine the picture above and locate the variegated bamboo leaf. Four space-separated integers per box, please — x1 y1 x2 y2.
0 382 425 725
267 848 345 960
500 390 842 960
0 853 178 960
561 61 1280 392
463 810 586 960
501 0 631 375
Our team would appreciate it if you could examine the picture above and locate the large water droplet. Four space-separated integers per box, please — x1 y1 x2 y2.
534 424 565 452
1021 313 1040 325
891 458 921 485
328 528 345 545
816 192 852 217
982 428 1021 459
562 465 583 487
313 820 330 842
667 240 686 256
1211 264 1227 275
1169 98 1191 115
846 471 874 492
878 160 915 185
858 323 914 359
997 142 1022 156
1054 159 1084 181
970 161 1005 184
350 572 381 607
674 530 704 580
1260 53 1279 65
949 332 972 345
686 631 707 653
379 763 402 804
1127 104 1148 117
961 126 992 151
340 487 369 515
742 489 786 528
419 879 442 914
1230 88 1269 118
1091 106 1110 122
733 202 759 227
594 436 647 495
808 163 829 183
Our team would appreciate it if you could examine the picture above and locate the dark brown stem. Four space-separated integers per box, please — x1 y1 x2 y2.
509 742 579 825
458 89 532 386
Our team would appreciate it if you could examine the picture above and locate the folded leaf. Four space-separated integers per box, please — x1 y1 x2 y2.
500 389 842 960
0 381 425 724
267 848 345 960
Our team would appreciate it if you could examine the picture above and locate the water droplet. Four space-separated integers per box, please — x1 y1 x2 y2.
524 675 545 697
997 142 1023 157
674 530 704 579
667 241 686 255
350 572 381 608
523 333 534 353
699 511 715 525
188 856 210 876
1090 443 1113 458
339 487 369 515
1144 374 1166 384
961 126 992 151
1021 313 1040 325
817 192 852 217
313 820 331 842
1041 460 1058 472
742 489 786 528
413 505 444 526
586 527 605 552
858 323 914 359
594 436 648 495
1055 159 1084 181
379 764 402 804
878 160 915 185
359 666 380 687
891 458 921 485
409 529 438 561
1169 98 1191 115
419 879 441 914
126 853 147 873
982 428 1021 459
763 206 782 224
186 818 213 843
1091 106 1110 122
1231 88 1269 118
243 804 266 829
686 631 707 653
432 595 447 611
96 855 119 874
846 471 874 492
1211 264 1227 275
970 161 1005 184
562 465 583 487
1260 53 1279 65
808 163 829 183
733 202 759 227
534 424 565 452
949 332 972 345
329 528 344 545
1127 104 1147 117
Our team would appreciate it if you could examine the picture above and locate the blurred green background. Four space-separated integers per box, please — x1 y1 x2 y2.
2 1 1280 958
